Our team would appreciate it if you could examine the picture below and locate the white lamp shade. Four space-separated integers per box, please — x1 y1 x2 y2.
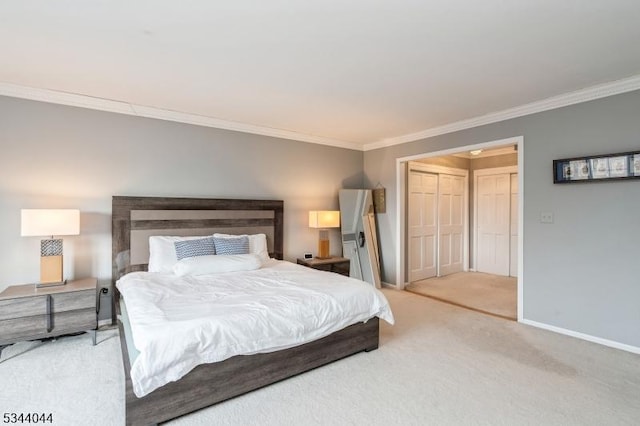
21 209 80 237
309 211 340 228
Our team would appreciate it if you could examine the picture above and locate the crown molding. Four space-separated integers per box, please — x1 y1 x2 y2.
364 74 640 151
128 104 362 150
0 82 363 151
0 82 136 115
3 74 640 154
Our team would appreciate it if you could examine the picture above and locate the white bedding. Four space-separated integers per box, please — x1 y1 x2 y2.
116 259 394 397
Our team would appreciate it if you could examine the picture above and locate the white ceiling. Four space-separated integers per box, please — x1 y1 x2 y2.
1 1 640 150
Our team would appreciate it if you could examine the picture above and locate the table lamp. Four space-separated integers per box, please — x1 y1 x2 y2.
309 210 340 259
21 209 80 287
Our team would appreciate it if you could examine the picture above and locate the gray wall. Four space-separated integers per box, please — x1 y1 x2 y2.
416 154 470 169
470 153 518 171
0 96 363 300
365 90 640 348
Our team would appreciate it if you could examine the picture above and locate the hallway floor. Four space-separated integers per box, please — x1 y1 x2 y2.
406 271 517 320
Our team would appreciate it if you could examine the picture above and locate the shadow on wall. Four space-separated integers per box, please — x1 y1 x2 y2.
73 212 112 321
341 172 366 189
73 211 111 278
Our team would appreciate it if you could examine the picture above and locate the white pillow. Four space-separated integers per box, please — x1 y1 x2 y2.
213 233 270 262
148 235 211 273
173 254 262 276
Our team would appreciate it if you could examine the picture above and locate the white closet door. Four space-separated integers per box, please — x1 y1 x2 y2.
509 173 518 277
477 173 510 276
408 170 438 281
438 174 465 276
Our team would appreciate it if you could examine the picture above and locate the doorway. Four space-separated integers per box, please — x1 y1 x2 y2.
398 138 523 320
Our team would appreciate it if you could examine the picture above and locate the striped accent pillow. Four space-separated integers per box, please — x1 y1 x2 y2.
174 237 216 261
213 236 250 255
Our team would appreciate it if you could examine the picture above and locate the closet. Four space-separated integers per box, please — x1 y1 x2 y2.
408 162 468 282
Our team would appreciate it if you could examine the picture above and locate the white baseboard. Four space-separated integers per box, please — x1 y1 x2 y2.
520 319 640 355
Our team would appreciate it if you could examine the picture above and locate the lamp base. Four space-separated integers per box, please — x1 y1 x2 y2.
317 231 330 259
41 254 64 284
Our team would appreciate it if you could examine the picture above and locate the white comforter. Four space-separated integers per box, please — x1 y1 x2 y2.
116 260 394 397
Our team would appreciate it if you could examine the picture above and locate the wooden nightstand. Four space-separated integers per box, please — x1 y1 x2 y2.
297 257 351 277
0 278 98 358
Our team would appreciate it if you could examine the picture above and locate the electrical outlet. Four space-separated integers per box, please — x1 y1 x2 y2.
540 212 554 224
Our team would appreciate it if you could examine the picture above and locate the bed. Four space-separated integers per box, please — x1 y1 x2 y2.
112 196 392 425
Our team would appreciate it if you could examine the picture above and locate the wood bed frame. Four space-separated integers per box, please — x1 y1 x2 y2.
112 196 380 425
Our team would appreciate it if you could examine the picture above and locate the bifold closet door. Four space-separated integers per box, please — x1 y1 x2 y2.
476 173 511 276
438 174 465 276
408 170 438 281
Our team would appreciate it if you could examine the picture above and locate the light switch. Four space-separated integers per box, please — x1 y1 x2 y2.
540 212 554 224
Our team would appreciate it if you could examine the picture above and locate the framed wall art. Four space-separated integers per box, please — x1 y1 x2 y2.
553 150 640 183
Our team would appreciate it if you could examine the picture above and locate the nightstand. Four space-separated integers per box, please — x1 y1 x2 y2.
296 257 351 277
0 278 98 358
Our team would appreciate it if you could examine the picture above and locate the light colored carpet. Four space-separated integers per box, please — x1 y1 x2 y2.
406 272 517 319
0 330 124 425
1 289 639 425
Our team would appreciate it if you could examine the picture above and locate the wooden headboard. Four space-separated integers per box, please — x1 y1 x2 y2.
112 195 284 286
